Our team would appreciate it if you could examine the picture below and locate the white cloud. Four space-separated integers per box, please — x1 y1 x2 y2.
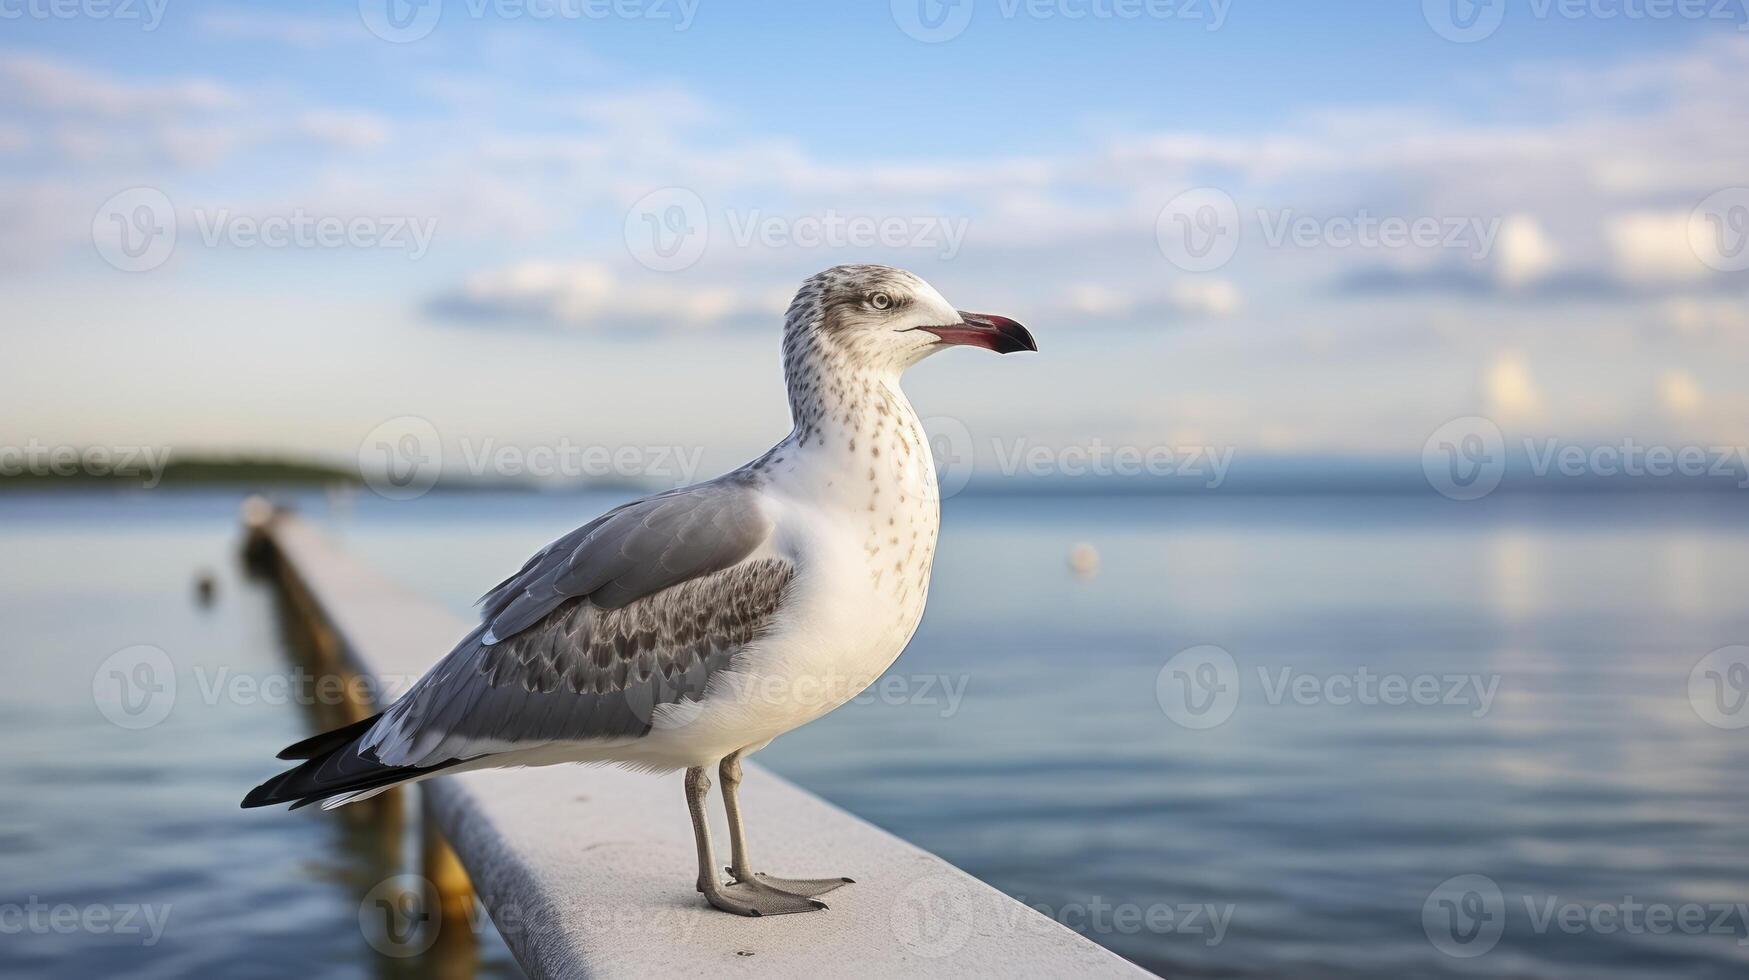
1168 279 1242 318
1658 369 1702 418
437 260 782 330
194 10 367 47
1487 350 1543 422
1058 279 1239 323
1659 298 1749 340
1605 210 1709 285
1063 283 1133 318
570 88 713 135
297 110 391 150
0 54 239 117
1494 214 1559 288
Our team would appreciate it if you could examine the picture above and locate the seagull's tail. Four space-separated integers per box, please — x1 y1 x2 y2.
241 714 459 811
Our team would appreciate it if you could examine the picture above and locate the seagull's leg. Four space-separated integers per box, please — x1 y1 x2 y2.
720 751 756 881
686 765 826 916
719 751 854 899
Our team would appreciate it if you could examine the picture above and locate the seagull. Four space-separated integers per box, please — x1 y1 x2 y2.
243 264 1036 916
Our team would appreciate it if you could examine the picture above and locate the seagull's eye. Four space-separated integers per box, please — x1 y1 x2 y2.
868 292 893 311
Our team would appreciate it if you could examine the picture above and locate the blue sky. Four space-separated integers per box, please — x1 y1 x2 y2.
3 0 1747 478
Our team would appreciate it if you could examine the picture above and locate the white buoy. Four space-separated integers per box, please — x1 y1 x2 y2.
1068 542 1099 579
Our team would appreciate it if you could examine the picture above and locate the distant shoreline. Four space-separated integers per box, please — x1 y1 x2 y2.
4 453 1744 496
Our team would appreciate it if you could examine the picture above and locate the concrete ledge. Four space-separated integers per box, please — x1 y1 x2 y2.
251 507 1151 979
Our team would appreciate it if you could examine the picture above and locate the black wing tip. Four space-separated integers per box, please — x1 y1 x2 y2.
273 713 384 761
240 778 288 809
240 779 339 811
243 748 462 811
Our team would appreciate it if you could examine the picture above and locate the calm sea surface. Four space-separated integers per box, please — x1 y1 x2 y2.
2 488 1746 978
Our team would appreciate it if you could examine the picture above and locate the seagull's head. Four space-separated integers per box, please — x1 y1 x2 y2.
783 264 1036 374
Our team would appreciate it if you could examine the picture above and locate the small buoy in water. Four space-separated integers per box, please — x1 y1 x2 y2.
1068 542 1099 579
240 495 276 531
195 570 217 606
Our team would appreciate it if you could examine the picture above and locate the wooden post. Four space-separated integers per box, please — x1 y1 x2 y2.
422 796 476 926
245 495 472 917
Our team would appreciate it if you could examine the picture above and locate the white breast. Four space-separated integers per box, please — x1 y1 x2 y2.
677 381 940 748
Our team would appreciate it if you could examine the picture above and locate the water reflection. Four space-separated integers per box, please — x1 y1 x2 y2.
1 489 1745 978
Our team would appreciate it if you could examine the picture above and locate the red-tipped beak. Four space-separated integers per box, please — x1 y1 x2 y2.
913 312 1037 353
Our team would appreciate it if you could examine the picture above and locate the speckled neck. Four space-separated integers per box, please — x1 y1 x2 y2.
760 295 941 610
776 301 900 438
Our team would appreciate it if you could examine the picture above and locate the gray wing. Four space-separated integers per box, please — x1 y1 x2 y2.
360 476 792 767
480 475 774 637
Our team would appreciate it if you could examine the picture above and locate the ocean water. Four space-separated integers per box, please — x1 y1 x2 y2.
2 488 1746 978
